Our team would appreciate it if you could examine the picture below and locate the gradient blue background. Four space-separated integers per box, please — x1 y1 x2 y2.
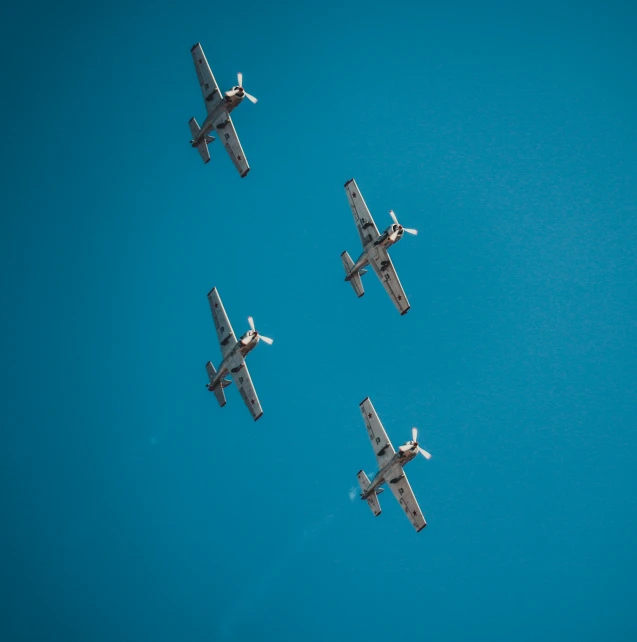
2 1 636 640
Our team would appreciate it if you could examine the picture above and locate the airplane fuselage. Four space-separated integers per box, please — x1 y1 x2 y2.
207 330 259 390
361 441 419 499
194 89 245 145
348 224 405 277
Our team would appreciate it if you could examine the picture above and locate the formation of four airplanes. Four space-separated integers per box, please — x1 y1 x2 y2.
191 43 432 533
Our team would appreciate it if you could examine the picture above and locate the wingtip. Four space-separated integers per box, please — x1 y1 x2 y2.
359 396 371 407
400 306 411 316
344 178 354 188
190 43 200 52
241 168 251 178
417 523 427 532
254 412 264 422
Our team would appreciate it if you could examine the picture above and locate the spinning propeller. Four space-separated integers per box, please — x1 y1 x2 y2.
399 427 432 459
389 210 418 236
412 427 432 459
248 316 273 345
237 73 258 104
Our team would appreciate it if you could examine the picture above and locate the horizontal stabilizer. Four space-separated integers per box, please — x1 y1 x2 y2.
205 361 217 385
341 250 354 275
189 117 212 164
348 272 364 298
212 384 226 406
196 141 211 164
366 495 381 516
188 117 201 139
341 251 364 298
205 361 226 407
357 470 381 517
357 469 371 492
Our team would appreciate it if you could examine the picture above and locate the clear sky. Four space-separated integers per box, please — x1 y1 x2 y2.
2 1 636 640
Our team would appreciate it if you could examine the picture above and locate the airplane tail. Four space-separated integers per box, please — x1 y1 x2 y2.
189 117 214 164
205 361 231 407
357 470 382 517
341 251 365 298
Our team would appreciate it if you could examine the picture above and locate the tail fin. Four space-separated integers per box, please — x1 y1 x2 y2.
341 251 365 298
189 117 213 164
205 361 227 407
357 470 382 517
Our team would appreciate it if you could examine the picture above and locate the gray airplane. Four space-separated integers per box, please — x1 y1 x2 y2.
341 179 418 315
357 397 431 532
188 43 257 177
205 288 273 421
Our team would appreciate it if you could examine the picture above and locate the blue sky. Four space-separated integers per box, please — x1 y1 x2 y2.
2 1 637 640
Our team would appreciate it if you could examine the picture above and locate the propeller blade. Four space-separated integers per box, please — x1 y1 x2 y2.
389 210 398 225
237 72 243 87
412 427 418 443
259 335 274 345
403 227 418 236
244 92 258 104
419 447 432 460
248 316 255 332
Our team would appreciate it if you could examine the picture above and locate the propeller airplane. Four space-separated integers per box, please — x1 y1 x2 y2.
188 43 257 177
357 398 431 532
205 288 272 421
341 179 417 315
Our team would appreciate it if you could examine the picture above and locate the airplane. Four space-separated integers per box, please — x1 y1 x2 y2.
356 397 431 532
204 288 273 421
188 42 257 177
340 179 418 315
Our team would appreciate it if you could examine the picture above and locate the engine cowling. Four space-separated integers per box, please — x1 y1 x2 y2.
387 223 403 242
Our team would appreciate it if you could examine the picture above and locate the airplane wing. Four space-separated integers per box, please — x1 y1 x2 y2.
191 43 223 114
369 249 411 315
214 114 250 178
345 179 380 248
387 468 427 532
360 397 395 469
227 353 263 421
207 288 236 358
